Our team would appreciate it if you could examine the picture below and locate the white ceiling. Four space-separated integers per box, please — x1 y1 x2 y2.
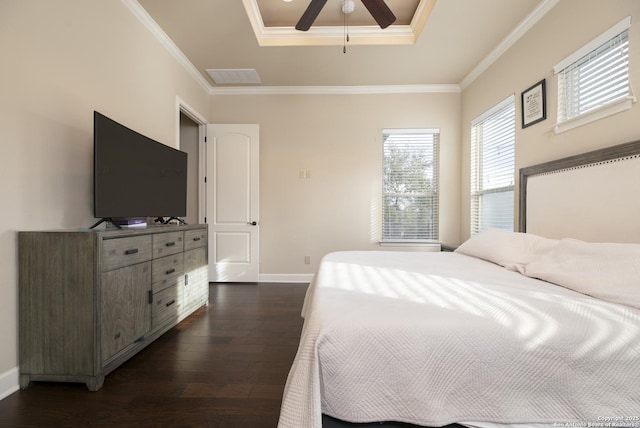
134 0 553 91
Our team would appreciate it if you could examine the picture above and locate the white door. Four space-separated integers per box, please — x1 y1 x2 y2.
206 124 259 282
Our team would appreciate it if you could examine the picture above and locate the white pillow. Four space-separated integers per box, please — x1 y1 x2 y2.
524 239 640 309
455 228 558 272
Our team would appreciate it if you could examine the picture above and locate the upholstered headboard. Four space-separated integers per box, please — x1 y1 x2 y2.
519 140 640 243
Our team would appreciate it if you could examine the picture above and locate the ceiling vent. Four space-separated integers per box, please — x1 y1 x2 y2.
206 69 262 85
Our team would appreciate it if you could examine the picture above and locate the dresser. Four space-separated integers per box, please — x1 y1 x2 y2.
18 224 208 391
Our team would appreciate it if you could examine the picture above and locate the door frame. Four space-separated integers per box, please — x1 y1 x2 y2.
176 97 207 224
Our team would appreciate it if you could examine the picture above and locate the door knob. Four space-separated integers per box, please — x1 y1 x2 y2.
247 221 258 226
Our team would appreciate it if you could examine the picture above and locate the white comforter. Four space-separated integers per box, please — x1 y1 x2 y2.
278 251 640 428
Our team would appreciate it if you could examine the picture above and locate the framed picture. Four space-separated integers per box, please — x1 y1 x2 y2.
521 79 546 128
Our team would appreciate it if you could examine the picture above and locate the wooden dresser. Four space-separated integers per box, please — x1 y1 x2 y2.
18 224 208 391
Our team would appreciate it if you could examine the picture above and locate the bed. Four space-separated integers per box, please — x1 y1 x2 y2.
278 140 640 428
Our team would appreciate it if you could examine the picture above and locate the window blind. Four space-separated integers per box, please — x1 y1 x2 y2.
471 97 515 235
382 130 439 242
557 27 630 123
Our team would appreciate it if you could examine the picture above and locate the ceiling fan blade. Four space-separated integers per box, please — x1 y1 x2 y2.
360 0 396 29
295 0 328 31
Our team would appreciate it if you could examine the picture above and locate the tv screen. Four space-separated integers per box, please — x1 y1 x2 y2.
93 111 188 220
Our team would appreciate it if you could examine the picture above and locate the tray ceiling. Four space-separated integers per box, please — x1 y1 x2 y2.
134 0 554 90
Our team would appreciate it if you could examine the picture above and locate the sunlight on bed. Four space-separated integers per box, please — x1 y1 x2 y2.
318 256 640 356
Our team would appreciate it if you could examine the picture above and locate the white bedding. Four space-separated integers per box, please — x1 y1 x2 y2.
278 251 640 428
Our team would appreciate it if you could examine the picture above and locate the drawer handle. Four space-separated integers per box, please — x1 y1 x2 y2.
165 242 176 247
193 237 201 242
125 248 139 255
166 299 176 307
148 290 153 304
165 268 176 275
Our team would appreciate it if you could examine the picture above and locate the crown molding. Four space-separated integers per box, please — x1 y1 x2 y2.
121 0 211 92
410 0 438 37
460 0 560 89
249 25 416 46
210 84 461 96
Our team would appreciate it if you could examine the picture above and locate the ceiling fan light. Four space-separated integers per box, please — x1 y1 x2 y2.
342 0 355 15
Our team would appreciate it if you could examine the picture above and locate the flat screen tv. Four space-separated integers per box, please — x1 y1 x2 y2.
93 111 188 227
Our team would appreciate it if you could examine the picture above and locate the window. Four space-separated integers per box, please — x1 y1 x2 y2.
382 129 439 242
471 96 515 235
554 16 632 133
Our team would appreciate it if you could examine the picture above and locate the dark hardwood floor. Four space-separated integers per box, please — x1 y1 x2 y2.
0 283 308 428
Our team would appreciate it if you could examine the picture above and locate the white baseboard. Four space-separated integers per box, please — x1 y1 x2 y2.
259 274 314 284
0 367 19 401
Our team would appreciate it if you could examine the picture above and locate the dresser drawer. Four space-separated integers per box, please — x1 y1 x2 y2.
151 253 184 291
184 228 207 251
102 235 152 272
152 285 181 328
152 232 184 258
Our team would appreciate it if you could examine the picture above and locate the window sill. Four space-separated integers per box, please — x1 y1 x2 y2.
379 241 441 249
553 96 636 134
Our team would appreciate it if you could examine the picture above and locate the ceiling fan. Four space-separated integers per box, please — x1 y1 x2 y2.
295 0 397 31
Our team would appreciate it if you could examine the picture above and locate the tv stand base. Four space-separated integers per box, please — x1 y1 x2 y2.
89 218 122 229
154 217 187 225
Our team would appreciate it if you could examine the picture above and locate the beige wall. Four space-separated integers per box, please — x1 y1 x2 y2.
460 0 640 241
209 92 461 274
0 0 208 392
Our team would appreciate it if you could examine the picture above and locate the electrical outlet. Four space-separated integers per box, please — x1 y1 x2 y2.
304 255 311 264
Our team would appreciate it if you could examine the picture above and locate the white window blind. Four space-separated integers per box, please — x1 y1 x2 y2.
382 129 439 242
471 97 515 235
556 17 631 126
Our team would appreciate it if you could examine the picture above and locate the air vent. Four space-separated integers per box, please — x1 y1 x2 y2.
206 69 261 85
